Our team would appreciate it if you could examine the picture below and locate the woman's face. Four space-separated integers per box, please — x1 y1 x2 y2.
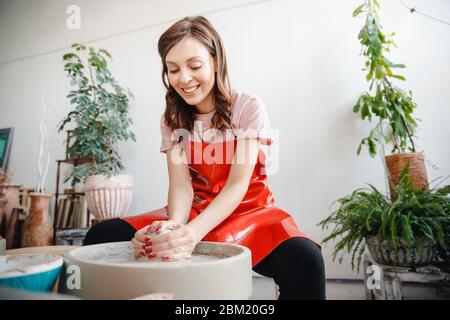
165 36 217 112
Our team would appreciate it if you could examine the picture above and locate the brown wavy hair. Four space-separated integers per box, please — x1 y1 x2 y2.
158 16 233 133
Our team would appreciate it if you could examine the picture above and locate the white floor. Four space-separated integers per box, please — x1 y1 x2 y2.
249 277 366 300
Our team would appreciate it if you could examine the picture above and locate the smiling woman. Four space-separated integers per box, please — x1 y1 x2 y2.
84 16 326 300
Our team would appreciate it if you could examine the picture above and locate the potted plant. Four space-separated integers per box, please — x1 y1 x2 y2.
318 166 450 272
352 0 428 199
58 43 136 220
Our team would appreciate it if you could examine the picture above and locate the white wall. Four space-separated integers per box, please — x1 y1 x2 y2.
0 0 449 279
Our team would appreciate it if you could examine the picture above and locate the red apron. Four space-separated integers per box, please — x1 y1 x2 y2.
123 139 317 267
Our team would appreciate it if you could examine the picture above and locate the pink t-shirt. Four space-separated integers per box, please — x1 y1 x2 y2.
160 90 273 153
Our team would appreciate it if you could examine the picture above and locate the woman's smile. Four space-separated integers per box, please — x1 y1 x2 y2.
182 84 200 95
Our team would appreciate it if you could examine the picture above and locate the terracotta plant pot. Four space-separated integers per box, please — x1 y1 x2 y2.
22 193 54 247
385 152 429 201
367 236 436 267
84 175 133 220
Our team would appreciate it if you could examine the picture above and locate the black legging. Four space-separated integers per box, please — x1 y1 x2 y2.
84 219 326 300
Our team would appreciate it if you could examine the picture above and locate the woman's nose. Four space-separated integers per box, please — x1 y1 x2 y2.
179 69 193 84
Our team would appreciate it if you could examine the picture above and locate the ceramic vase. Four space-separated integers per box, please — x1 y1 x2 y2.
22 193 54 247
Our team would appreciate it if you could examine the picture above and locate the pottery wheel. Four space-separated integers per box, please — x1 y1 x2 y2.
62 241 253 300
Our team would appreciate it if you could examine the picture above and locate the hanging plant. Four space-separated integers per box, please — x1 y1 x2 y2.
353 0 418 157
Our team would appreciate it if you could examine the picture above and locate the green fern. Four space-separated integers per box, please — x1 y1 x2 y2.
318 166 450 273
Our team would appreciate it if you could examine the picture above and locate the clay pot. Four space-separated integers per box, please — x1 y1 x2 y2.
0 197 8 238
83 175 133 220
385 152 428 201
22 193 54 247
2 184 21 227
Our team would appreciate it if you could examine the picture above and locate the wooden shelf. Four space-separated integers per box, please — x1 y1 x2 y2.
53 155 92 244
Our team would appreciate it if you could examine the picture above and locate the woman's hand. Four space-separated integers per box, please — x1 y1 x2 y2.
131 220 179 259
144 224 199 262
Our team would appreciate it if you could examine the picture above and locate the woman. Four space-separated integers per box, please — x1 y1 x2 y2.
85 16 326 300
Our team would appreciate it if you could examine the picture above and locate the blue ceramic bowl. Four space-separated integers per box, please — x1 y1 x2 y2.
0 254 63 292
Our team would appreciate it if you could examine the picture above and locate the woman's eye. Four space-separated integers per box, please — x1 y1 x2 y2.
168 65 200 74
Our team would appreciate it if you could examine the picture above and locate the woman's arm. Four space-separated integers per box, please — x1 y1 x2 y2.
187 138 260 241
130 143 192 259
166 143 194 225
